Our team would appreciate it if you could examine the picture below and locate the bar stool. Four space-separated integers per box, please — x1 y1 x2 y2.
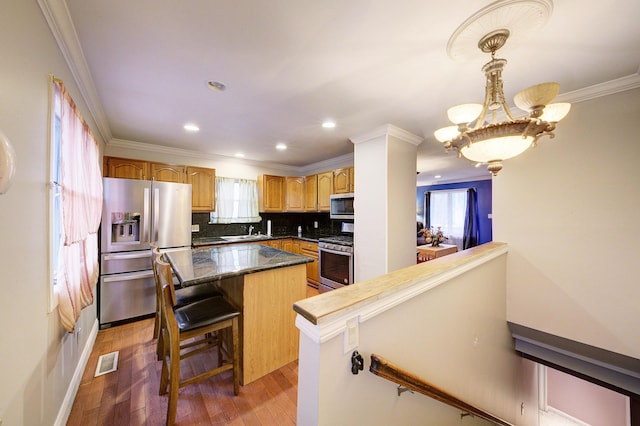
151 245 222 359
155 256 240 426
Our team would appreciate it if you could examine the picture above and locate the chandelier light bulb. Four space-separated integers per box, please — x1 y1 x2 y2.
539 102 571 123
447 103 483 125
434 125 460 143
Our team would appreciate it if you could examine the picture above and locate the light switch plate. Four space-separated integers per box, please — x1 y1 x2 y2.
344 317 359 353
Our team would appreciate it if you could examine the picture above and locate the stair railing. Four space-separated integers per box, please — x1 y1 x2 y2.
369 353 514 426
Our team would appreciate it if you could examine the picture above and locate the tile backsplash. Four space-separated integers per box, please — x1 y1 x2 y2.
191 212 349 239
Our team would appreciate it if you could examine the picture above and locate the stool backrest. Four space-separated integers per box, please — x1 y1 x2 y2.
155 256 177 308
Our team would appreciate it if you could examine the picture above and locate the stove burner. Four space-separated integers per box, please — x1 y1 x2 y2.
319 235 353 246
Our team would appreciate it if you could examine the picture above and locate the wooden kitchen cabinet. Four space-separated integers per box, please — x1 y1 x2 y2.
304 174 318 211
186 166 216 212
282 238 299 254
150 162 185 183
285 176 305 212
333 167 353 194
260 239 282 249
299 240 319 287
316 171 333 211
104 156 148 180
258 174 285 212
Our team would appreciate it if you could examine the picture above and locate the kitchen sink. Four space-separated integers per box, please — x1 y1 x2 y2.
221 234 269 242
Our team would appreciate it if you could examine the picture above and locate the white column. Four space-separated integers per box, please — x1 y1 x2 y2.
350 124 422 282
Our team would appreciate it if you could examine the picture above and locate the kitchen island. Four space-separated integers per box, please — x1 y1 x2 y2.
165 244 312 384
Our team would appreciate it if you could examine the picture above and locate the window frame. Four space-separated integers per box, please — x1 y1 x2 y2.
47 77 62 312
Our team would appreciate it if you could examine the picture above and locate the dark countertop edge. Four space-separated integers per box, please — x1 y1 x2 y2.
192 234 325 247
181 256 313 286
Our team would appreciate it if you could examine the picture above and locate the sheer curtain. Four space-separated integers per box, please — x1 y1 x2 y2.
209 177 261 223
427 189 467 250
55 79 103 332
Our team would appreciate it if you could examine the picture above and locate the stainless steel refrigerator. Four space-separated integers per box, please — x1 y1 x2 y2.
99 177 192 328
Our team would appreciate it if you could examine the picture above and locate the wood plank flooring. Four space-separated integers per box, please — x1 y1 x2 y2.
68 285 318 425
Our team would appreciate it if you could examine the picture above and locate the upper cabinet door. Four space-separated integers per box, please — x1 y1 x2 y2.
286 176 305 212
316 171 333 211
186 166 216 212
105 157 148 180
304 174 318 211
333 167 352 194
258 174 285 212
150 162 185 183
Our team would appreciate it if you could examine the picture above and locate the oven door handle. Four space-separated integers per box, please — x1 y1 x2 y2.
319 246 353 257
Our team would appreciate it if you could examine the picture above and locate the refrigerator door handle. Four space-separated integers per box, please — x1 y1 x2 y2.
102 270 154 283
103 251 152 261
153 187 160 242
142 187 150 242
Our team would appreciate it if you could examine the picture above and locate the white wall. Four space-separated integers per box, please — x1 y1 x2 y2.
352 125 421 282
0 1 104 424
493 88 640 359
353 133 388 280
297 247 525 425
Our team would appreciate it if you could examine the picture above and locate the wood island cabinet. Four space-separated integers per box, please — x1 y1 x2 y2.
186 166 216 212
258 174 285 212
299 240 319 287
150 162 185 183
317 171 333 211
285 176 305 212
105 157 148 180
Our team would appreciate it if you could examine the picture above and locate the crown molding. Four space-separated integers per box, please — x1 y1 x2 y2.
108 138 312 173
558 72 640 104
38 0 112 143
350 124 423 146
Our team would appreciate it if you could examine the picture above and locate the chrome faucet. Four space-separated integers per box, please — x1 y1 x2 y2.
248 225 254 235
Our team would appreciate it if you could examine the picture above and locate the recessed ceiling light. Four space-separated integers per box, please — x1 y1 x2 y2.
276 143 287 150
434 175 442 179
235 152 245 158
207 81 227 91
183 123 200 132
322 121 336 129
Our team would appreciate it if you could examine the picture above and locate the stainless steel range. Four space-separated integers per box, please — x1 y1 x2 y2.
318 223 354 293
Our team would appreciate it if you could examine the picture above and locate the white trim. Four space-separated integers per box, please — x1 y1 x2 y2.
54 318 99 426
37 0 111 142
557 73 640 104
546 406 591 426
350 124 423 146
296 245 508 344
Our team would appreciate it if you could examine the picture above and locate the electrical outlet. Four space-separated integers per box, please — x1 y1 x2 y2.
191 224 199 232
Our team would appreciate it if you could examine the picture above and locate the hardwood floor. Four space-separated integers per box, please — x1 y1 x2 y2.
68 285 319 425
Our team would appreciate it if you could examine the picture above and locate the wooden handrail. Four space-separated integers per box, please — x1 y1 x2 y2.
369 354 514 426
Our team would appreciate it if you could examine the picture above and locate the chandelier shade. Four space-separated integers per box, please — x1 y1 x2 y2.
433 27 570 176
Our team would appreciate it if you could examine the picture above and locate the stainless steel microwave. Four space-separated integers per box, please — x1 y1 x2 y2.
330 193 354 219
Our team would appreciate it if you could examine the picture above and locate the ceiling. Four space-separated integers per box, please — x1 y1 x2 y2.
52 0 640 185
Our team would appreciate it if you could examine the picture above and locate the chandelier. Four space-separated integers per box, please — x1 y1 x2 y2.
433 28 571 176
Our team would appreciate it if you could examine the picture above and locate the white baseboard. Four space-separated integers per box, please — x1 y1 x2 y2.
54 318 99 426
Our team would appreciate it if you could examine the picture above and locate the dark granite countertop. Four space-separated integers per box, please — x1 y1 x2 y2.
165 243 313 286
192 233 329 247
